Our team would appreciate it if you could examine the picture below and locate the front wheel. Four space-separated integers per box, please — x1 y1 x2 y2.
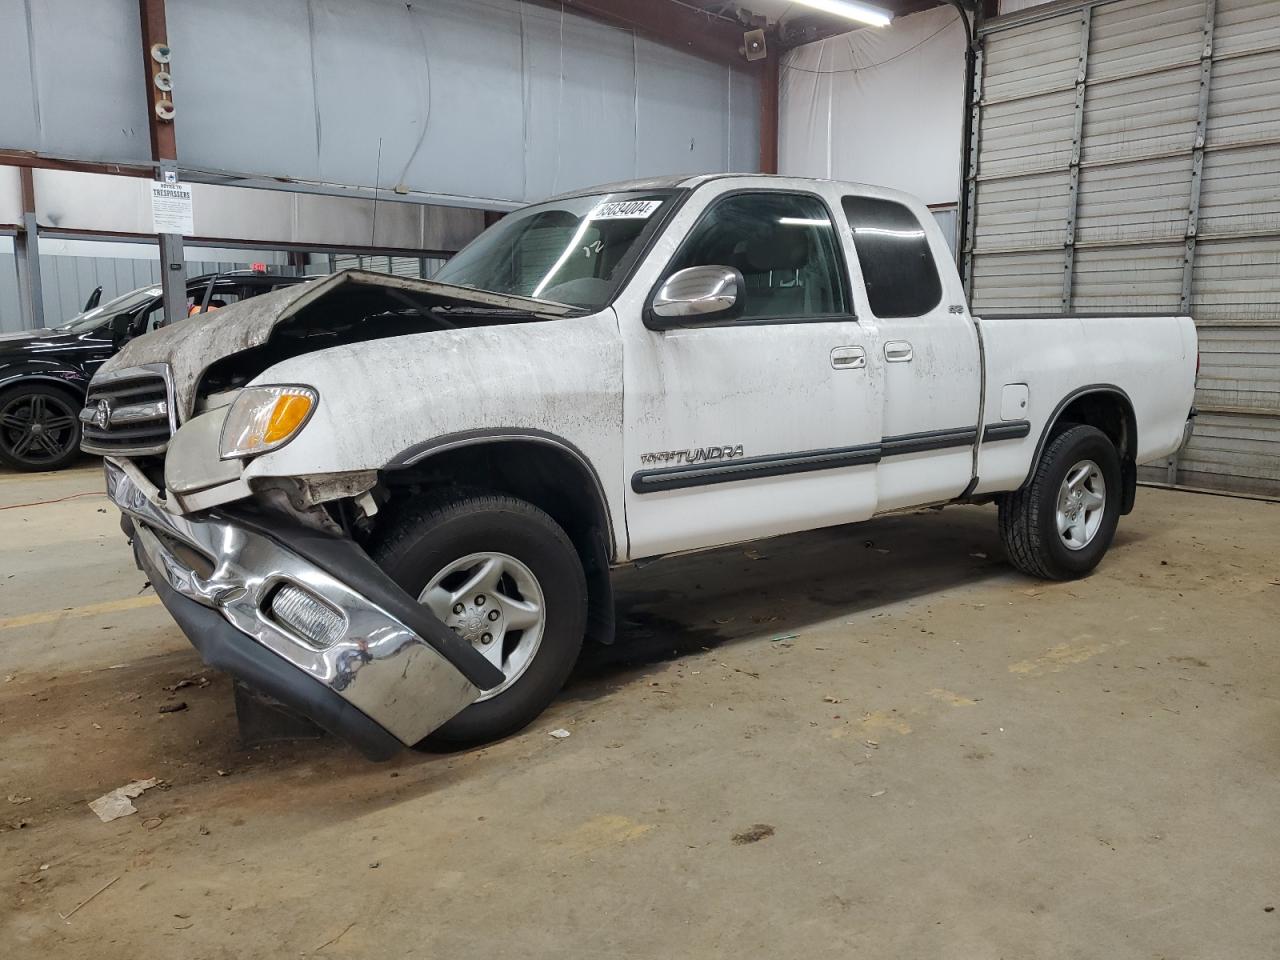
0 385 83 472
998 424 1122 580
371 491 587 747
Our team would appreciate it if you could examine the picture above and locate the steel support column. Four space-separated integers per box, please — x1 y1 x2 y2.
1169 0 1218 484
139 0 186 327
760 52 780 175
951 1 977 274
1061 7 1092 310
961 43 984 298
13 167 44 331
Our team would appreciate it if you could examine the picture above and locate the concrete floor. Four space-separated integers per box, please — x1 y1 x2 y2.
2 462 1278 959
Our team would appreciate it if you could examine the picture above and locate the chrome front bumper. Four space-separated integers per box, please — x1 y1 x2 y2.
104 459 494 751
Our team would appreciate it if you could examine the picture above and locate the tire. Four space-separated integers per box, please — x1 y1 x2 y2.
998 424 1122 581
0 384 84 472
371 491 588 747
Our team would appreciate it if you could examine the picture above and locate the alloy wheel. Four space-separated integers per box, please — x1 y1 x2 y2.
0 392 80 468
419 551 546 702
1055 458 1106 551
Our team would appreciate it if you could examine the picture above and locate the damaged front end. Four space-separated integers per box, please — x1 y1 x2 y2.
86 271 562 756
106 459 503 758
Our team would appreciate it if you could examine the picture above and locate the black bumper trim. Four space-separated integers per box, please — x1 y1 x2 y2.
138 543 403 761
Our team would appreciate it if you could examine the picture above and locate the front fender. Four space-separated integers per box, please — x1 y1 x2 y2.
240 312 627 534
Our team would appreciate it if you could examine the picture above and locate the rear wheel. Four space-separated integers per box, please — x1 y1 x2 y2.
0 385 83 472
998 424 1122 580
371 491 587 746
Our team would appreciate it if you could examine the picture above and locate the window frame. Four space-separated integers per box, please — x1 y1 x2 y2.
433 188 692 313
643 188 857 331
840 194 944 321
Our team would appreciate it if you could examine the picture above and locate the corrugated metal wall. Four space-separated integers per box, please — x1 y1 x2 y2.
967 0 1280 496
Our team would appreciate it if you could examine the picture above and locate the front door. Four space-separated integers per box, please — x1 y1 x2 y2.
618 186 883 560
839 193 982 512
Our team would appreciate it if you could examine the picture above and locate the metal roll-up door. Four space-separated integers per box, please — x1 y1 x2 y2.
332 255 433 278
966 0 1280 496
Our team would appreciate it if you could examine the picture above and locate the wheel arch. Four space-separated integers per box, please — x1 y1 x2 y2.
0 371 90 403
381 429 618 645
1025 384 1138 513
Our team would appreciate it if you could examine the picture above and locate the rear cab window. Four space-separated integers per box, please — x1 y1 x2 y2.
841 196 942 319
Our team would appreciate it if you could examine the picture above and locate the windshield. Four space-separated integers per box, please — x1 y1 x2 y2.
434 190 677 311
57 285 162 333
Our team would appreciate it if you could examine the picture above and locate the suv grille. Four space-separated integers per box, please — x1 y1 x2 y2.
81 366 175 456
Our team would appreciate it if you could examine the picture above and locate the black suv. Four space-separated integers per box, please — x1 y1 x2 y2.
0 271 307 471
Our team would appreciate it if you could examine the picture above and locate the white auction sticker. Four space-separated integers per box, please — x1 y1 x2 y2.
150 181 194 234
590 199 662 221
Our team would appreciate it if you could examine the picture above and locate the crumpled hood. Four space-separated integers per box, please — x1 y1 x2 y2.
96 270 575 418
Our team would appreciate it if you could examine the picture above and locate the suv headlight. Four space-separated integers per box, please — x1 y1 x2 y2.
219 385 317 460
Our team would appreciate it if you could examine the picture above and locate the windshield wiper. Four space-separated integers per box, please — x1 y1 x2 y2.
430 305 541 317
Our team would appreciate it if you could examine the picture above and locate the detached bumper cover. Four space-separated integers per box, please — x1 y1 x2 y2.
105 459 503 757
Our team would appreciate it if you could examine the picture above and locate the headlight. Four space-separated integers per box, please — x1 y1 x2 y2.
219 385 317 460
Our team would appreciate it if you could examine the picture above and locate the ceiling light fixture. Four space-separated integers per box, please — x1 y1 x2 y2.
790 0 894 28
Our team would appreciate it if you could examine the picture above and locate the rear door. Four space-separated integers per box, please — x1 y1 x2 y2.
617 183 883 560
840 193 982 511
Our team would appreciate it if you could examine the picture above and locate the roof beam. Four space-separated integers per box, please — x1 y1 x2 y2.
528 0 756 68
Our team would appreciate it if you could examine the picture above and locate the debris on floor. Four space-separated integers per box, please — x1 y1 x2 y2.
164 675 210 692
88 777 159 822
731 823 775 845
7 794 32 804
158 701 188 714
58 875 121 922
549 728 571 739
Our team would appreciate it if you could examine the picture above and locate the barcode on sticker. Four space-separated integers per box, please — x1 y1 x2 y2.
591 199 662 220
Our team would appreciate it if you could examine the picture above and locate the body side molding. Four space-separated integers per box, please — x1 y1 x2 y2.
632 442 881 493
631 426 980 493
982 420 1032 442
880 426 978 457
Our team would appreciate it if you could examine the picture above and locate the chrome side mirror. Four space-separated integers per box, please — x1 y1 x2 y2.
647 265 744 329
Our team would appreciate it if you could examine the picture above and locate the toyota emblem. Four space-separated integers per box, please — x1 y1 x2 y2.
93 398 113 430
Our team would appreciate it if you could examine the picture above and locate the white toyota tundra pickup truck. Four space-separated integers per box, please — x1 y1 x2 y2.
87 174 1198 759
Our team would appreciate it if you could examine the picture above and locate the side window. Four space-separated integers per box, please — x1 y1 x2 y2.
137 301 166 333
667 192 848 322
841 196 942 319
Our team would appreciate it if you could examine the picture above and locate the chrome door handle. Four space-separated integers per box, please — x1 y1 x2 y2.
830 345 867 370
884 340 913 362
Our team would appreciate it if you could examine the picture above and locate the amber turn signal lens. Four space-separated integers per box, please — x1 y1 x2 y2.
219 385 319 460
264 394 314 444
